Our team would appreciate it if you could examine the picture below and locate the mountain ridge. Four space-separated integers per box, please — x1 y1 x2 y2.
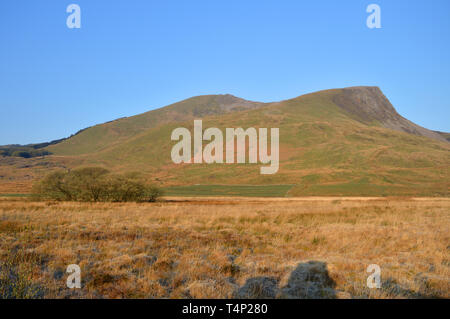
332 87 446 142
45 86 447 157
2 86 447 155
1 86 449 196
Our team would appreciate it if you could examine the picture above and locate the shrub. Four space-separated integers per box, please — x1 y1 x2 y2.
11 151 32 158
101 175 146 202
33 167 163 202
32 171 74 201
145 186 164 202
6 149 51 158
69 167 110 201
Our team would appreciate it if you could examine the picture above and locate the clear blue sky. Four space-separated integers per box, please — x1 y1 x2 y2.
1 0 449 144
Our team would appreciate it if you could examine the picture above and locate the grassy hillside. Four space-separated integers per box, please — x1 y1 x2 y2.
46 94 264 156
436 131 450 142
49 87 447 196
2 87 448 196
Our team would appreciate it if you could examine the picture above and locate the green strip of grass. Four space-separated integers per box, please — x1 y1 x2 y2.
0 194 32 197
163 184 294 197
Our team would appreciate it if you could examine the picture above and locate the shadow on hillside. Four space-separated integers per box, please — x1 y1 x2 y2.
233 261 337 299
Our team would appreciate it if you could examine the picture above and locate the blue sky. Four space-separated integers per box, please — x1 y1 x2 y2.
1 0 449 144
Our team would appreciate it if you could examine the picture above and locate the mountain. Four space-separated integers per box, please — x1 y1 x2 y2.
435 131 450 142
1 86 449 196
46 94 266 156
332 87 446 142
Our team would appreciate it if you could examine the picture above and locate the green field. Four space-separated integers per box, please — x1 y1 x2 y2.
1 186 294 198
0 194 31 197
163 184 294 197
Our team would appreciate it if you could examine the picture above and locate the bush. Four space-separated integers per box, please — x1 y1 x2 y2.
4 149 51 158
69 167 110 201
145 185 164 203
33 167 163 202
101 175 147 202
33 171 74 201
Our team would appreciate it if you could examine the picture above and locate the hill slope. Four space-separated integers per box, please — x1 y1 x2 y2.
1 86 449 196
47 86 448 157
47 94 265 155
332 87 446 142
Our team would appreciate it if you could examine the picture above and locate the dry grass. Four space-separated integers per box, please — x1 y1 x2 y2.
0 197 448 299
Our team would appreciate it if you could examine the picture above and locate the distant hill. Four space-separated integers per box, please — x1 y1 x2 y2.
1 86 449 196
46 94 266 156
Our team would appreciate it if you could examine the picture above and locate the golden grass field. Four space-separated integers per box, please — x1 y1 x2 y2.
0 197 449 299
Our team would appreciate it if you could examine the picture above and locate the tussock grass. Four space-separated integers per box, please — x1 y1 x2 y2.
0 198 448 298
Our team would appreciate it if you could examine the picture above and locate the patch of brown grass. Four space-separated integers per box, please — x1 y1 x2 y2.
0 198 448 298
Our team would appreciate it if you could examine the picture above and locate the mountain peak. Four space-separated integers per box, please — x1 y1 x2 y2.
166 93 265 115
332 86 447 142
333 86 396 122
